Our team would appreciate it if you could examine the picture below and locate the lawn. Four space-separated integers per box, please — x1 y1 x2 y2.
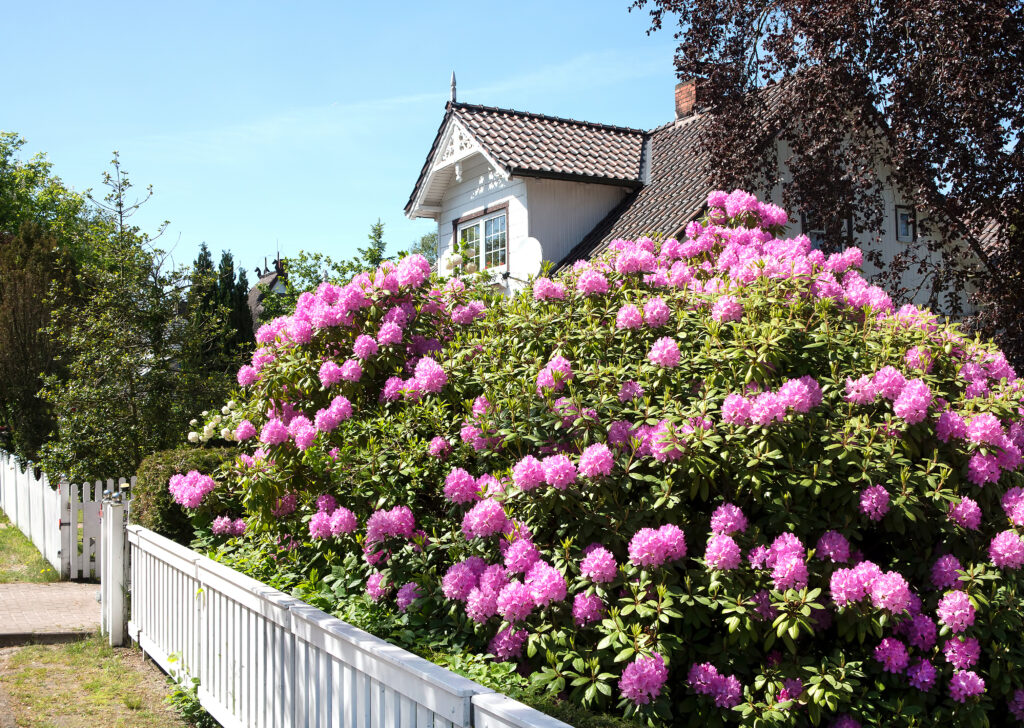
0 635 192 728
0 510 60 583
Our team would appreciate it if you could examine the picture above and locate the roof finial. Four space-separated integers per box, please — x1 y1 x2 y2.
450 71 457 103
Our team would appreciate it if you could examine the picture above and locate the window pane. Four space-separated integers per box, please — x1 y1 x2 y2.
483 214 507 269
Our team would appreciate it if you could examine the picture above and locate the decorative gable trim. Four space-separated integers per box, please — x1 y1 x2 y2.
407 116 510 220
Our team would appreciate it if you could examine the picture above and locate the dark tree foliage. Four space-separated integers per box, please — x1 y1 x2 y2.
358 219 388 269
632 0 1024 363
0 224 78 459
187 244 253 370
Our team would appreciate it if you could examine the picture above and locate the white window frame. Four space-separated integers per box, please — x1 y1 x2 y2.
456 208 507 272
895 205 916 243
801 211 852 248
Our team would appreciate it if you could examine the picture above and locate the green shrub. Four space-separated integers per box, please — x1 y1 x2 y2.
132 447 233 543
182 192 1024 727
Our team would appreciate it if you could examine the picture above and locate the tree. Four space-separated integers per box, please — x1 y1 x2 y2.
39 154 235 480
358 219 388 269
0 223 77 460
631 0 1024 361
407 230 438 267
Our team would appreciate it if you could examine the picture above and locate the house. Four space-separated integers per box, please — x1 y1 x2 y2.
405 77 947 304
247 257 288 325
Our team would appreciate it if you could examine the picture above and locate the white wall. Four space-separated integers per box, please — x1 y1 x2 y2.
524 178 631 268
769 139 973 313
436 154 529 294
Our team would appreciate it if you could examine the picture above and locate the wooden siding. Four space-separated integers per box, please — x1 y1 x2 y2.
524 178 630 268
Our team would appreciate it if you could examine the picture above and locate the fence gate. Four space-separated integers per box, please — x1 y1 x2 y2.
0 451 132 579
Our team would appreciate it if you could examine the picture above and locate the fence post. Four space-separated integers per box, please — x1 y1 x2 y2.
101 494 129 646
58 481 71 579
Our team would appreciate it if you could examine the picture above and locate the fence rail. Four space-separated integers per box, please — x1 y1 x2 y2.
115 523 570 728
0 450 132 579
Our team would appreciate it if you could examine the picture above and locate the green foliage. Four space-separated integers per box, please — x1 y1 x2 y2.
408 230 439 267
133 447 235 544
38 154 239 480
165 652 219 728
0 223 78 460
185 201 1024 726
188 244 253 370
359 219 388 270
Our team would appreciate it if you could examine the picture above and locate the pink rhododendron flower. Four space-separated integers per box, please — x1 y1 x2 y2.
572 593 604 626
318 361 343 387
710 503 748 535
542 454 577 489
815 531 850 563
874 637 909 673
512 455 545 491
525 561 567 607
904 346 934 373
619 654 669 705
949 671 985 702
578 443 613 478
721 394 752 425
236 365 259 387
907 658 936 691
618 380 644 402
932 554 963 590
844 375 878 405
580 544 618 583
906 614 937 650
259 418 288 445
352 334 378 359
365 573 388 601
488 626 527 661
643 297 671 327
873 366 907 400
936 410 967 442
869 571 912 613
711 295 744 323
937 590 976 632
496 581 535 622
413 356 447 394
377 321 403 346
444 468 480 504
234 420 256 441
461 499 509 539
893 378 932 424
968 452 1001 486
396 582 423 612
705 534 741 570
504 539 540 574
687 661 742 708
465 587 499 623
991 528 1024 569
169 470 217 508
944 636 981 669
968 413 1004 445
949 497 982 530
628 524 686 568
576 270 609 295
860 484 890 521
533 277 566 301
648 337 681 367
329 507 357 535
427 436 451 457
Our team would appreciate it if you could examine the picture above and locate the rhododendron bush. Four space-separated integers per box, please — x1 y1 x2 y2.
179 191 1024 728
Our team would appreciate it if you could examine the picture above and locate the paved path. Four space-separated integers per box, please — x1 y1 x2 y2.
0 582 99 646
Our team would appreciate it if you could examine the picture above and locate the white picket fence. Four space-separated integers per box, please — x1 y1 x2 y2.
0 450 132 579
102 512 570 728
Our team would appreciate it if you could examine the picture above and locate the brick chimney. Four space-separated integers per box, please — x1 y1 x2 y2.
675 79 698 119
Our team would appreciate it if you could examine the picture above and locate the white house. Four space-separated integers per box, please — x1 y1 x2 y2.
405 78 950 303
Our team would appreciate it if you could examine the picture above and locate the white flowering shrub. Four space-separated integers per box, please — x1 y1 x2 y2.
180 192 1024 727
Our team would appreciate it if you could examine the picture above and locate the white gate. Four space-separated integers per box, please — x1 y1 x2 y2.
0 450 132 579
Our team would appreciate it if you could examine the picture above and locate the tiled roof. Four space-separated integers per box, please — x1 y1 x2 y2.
555 113 717 269
452 103 647 184
405 103 647 215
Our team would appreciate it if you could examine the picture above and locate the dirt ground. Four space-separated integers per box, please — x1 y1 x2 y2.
0 636 191 728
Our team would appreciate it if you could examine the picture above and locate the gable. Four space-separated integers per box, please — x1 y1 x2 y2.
406 103 646 220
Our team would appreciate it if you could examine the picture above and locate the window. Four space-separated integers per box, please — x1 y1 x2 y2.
455 207 507 272
895 206 916 242
801 211 852 248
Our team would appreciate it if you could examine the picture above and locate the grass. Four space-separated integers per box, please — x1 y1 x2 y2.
0 510 60 583
0 634 193 728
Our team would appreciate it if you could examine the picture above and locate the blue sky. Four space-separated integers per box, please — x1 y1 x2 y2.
3 1 681 281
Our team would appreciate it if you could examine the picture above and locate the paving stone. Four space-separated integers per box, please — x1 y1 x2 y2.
0 583 99 645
